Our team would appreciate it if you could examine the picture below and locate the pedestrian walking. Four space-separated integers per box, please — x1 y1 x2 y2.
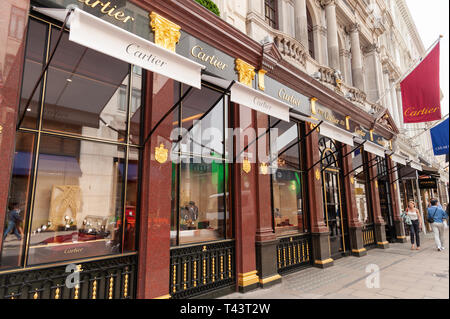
3 202 23 240
401 201 422 250
427 199 449 251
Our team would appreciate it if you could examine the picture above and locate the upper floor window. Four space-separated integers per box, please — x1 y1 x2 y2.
8 6 26 40
265 0 278 29
307 9 315 59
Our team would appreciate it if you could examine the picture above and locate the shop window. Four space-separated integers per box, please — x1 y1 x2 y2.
352 146 373 225
265 0 278 29
170 84 231 246
270 119 308 235
1 16 141 270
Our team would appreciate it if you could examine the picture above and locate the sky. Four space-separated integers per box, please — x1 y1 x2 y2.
406 0 449 118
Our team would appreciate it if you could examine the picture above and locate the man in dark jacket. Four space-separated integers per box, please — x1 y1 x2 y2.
3 202 23 240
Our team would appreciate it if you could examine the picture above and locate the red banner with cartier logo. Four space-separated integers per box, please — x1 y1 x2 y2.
401 42 441 123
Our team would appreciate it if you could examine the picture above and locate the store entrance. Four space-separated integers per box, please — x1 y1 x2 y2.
376 157 396 242
319 137 349 259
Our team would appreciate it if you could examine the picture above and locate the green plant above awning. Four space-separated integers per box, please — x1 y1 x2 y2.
195 0 220 16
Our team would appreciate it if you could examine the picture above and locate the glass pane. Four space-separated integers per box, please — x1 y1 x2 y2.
352 148 371 224
27 136 125 265
17 19 47 129
271 120 300 170
42 27 129 142
179 86 224 158
123 147 140 252
0 132 36 270
272 169 303 234
130 66 142 145
178 157 226 245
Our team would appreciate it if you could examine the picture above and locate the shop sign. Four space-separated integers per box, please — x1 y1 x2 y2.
418 178 437 189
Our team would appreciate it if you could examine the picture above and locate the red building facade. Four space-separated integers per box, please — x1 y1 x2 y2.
0 0 405 299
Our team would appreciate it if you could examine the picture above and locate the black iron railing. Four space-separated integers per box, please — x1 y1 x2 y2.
276 234 312 274
0 255 137 299
362 224 376 247
170 240 235 299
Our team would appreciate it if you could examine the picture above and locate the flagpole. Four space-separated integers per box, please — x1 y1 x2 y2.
371 35 443 121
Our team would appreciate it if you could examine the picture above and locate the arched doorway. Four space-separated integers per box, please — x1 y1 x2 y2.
319 136 349 259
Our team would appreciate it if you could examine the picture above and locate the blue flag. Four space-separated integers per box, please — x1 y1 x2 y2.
430 118 449 156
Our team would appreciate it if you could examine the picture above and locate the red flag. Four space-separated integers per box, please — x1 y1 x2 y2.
401 42 441 123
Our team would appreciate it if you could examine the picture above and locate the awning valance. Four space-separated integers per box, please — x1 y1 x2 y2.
202 75 290 122
390 153 408 166
319 122 354 147
33 7 204 89
410 161 422 171
364 141 386 158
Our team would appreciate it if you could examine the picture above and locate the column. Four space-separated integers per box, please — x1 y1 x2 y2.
367 153 389 249
382 71 393 115
362 44 383 103
137 74 174 299
305 124 334 268
342 145 367 257
254 112 282 288
321 0 340 70
234 106 259 293
389 82 400 126
396 87 404 129
294 0 309 50
347 23 365 91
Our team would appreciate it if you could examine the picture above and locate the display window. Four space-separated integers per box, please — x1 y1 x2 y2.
0 14 142 269
269 118 308 236
170 83 232 246
351 146 373 225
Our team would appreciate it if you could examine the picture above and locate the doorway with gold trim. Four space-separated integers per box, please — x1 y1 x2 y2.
319 136 349 259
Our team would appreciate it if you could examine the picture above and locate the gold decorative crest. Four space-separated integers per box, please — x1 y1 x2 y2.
155 143 168 164
350 176 355 185
310 97 318 115
260 163 268 175
243 158 251 173
235 59 255 87
150 12 181 52
258 69 267 91
375 180 378 188
315 169 321 181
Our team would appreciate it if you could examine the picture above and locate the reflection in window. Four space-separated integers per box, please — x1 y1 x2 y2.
170 85 231 246
270 119 308 235
9 6 26 40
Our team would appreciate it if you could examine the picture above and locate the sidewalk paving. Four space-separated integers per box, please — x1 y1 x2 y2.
220 229 449 299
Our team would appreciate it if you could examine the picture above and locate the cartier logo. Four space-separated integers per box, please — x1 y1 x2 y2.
77 0 135 24
190 45 228 70
278 88 302 108
64 247 84 254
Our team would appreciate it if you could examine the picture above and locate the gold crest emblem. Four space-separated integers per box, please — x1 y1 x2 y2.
315 169 321 181
260 163 268 175
375 180 378 188
243 158 251 173
350 176 355 185
155 143 168 164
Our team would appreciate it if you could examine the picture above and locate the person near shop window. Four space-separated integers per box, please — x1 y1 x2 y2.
428 199 449 252
402 201 422 250
3 202 23 241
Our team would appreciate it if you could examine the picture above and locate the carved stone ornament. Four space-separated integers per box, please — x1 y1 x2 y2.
243 158 251 173
150 12 181 52
235 58 256 87
155 143 168 164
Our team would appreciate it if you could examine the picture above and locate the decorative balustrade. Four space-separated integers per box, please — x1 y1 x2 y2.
276 234 312 274
273 31 308 67
0 255 137 299
362 224 376 247
170 240 235 299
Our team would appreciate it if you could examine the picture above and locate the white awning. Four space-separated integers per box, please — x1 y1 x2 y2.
33 7 204 89
364 141 386 158
390 153 408 165
410 161 422 171
202 75 290 122
319 122 354 147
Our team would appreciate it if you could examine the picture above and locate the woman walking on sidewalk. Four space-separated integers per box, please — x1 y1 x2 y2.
402 201 422 250
428 199 449 251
